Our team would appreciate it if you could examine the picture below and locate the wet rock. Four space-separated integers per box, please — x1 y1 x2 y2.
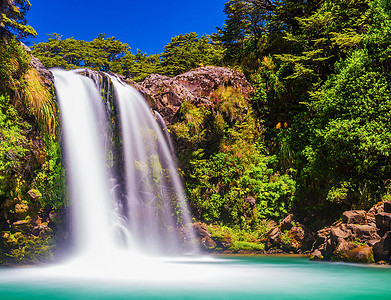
330 226 351 244
200 236 217 250
342 210 367 225
310 249 324 261
345 245 374 263
334 238 357 258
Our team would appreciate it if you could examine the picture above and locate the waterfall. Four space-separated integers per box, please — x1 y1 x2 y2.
53 69 197 258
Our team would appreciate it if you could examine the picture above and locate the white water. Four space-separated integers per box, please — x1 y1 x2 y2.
53 69 118 257
53 69 196 258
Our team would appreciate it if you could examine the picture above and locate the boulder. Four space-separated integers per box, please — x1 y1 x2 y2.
373 231 391 261
346 224 380 242
200 236 217 250
193 222 211 239
342 210 367 225
310 249 324 261
375 212 391 236
266 227 281 250
334 238 357 259
345 245 374 263
330 226 351 245
175 66 249 99
280 214 296 232
288 225 315 252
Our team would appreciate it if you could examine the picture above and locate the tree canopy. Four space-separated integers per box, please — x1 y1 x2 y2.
0 0 36 39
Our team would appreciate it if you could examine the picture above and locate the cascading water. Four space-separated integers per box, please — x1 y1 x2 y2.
52 69 197 258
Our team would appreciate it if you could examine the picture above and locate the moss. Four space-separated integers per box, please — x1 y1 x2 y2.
2 230 55 264
230 241 265 252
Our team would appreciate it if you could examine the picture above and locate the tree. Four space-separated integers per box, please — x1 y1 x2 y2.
121 50 162 81
0 0 36 39
160 32 224 77
32 34 131 73
216 0 274 65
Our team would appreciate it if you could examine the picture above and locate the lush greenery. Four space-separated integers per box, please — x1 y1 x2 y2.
172 87 295 228
0 0 36 38
0 5 66 263
2 0 391 259
213 0 391 227
32 32 224 81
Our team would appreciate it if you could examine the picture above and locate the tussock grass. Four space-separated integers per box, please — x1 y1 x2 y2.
23 68 56 136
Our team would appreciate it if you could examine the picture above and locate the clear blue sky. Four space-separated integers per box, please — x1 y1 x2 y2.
26 0 227 54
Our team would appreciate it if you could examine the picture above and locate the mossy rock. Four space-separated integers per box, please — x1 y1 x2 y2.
334 244 374 263
207 225 233 248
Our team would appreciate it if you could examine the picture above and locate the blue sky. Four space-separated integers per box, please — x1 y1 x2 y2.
26 0 227 54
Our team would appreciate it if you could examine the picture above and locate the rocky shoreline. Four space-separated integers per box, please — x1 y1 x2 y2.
193 201 391 265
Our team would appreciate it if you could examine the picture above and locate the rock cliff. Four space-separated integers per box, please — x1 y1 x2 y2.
129 66 250 124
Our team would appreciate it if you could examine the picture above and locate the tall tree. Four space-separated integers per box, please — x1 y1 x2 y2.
0 0 36 39
32 34 131 73
160 32 224 77
216 0 274 65
122 50 162 81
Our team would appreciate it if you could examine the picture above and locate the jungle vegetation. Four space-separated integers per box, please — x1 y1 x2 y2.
2 0 391 250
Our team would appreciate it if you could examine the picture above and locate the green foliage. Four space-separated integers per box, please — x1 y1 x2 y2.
2 231 55 264
161 32 224 77
172 87 295 226
230 240 265 251
122 50 162 81
0 37 30 96
215 0 272 66
0 94 30 198
205 222 269 251
33 32 224 81
32 33 131 73
217 0 391 226
301 48 391 210
0 0 36 39
34 134 67 209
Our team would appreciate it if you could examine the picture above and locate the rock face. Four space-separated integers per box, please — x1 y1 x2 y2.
132 66 250 124
310 202 391 263
22 43 54 90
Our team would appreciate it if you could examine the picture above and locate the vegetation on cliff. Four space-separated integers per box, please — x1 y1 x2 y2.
0 4 66 264
2 0 391 260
